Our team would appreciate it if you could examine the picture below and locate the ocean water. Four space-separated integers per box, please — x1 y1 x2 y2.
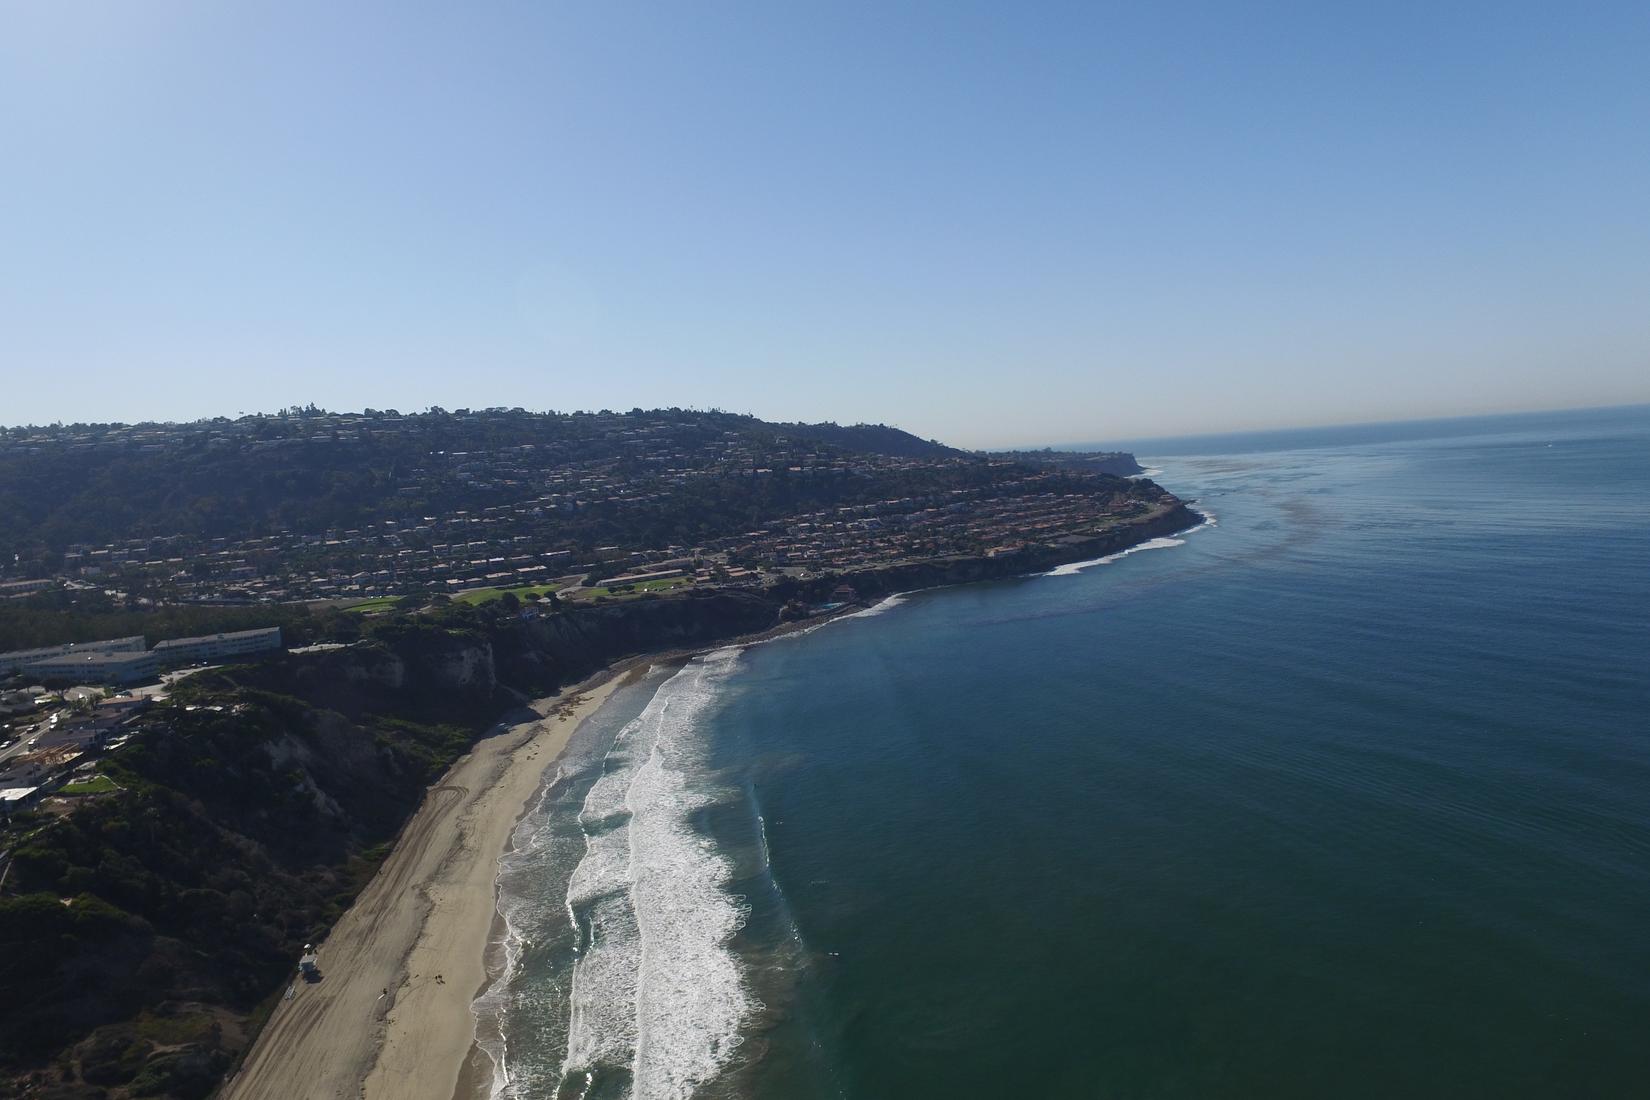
478 405 1650 1099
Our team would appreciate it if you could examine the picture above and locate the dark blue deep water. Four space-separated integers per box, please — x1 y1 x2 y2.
486 406 1650 1100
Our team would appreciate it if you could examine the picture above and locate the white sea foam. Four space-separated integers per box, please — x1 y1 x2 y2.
1041 535 1187 576
560 650 754 1098
477 762 570 1100
841 592 906 618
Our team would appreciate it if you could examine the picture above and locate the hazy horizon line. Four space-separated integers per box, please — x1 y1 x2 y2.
3 397 1646 454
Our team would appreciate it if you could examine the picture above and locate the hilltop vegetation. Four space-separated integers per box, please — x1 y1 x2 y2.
0 406 1160 610
0 407 958 562
771 420 954 457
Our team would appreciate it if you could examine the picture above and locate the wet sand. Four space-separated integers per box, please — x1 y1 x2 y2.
220 676 622 1100
222 611 851 1100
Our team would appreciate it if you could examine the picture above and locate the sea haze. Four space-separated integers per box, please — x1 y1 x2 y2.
480 405 1650 1099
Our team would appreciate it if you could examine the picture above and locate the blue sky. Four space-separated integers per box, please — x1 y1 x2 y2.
4 1 1647 447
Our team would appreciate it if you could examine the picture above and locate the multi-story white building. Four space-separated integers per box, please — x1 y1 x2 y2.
151 627 283 667
0 636 147 676
25 650 160 685
0 578 55 599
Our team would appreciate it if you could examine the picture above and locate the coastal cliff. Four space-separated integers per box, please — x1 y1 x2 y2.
0 502 1200 1099
813 501 1197 598
488 501 1198 691
289 501 1202 699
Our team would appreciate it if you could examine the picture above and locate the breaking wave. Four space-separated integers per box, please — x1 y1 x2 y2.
562 650 755 1098
474 762 570 1100
841 592 906 618
1041 536 1188 577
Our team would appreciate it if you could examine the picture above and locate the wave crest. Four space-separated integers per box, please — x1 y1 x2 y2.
1041 536 1188 576
562 650 754 1098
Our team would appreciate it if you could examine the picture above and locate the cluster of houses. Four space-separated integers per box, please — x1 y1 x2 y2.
2 410 1172 607
727 483 1166 573
28 473 1165 607
0 629 287 814
0 695 151 817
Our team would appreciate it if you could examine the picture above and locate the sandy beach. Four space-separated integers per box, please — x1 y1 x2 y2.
220 674 622 1100
219 609 852 1100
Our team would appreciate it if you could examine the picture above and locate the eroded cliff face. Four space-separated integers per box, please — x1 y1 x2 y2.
271 631 499 719
1082 453 1147 477
259 709 420 830
332 642 407 691
425 637 495 691
493 589 781 691
278 505 1200 706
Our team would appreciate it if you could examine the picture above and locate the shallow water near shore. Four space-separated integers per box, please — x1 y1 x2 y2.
481 405 1650 1099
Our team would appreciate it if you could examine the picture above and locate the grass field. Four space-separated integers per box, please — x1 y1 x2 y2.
60 774 119 795
581 576 694 599
343 583 562 612
452 583 561 606
343 596 404 613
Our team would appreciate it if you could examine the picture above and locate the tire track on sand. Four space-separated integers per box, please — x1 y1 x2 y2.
226 679 625 1100
222 777 479 1100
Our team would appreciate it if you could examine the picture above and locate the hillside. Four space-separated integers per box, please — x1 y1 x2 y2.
0 408 1158 610
987 448 1145 477
0 627 506 1099
0 409 949 560
775 420 955 458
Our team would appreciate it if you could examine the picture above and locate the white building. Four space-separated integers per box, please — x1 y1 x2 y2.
25 650 160 685
151 627 283 667
1 636 147 676
1 786 41 813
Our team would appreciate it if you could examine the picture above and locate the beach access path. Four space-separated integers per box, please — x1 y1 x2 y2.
221 677 622 1100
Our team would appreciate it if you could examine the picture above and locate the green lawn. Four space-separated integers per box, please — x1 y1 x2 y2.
345 583 561 611
583 576 693 599
60 775 118 795
343 596 405 613
452 582 561 606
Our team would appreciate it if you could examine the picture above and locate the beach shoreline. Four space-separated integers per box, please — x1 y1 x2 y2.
361 676 627 1100
455 660 661 1100
217 674 625 1100
218 611 848 1100
449 618 852 1100
220 507 1208 1100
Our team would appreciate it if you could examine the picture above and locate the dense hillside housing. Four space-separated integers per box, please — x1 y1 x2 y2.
0 408 1165 608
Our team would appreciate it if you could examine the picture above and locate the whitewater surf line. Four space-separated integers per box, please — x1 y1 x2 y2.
561 650 755 1099
1040 535 1190 576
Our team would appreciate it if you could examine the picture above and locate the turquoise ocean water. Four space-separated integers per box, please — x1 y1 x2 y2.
476 405 1650 1099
